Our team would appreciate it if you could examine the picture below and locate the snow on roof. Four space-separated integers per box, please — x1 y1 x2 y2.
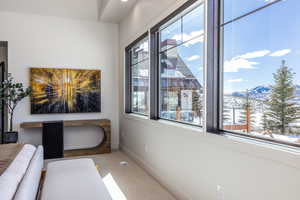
161 69 185 78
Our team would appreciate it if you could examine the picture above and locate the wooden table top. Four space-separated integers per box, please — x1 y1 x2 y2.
20 119 111 129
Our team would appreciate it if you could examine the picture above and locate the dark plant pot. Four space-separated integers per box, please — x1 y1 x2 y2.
3 131 18 144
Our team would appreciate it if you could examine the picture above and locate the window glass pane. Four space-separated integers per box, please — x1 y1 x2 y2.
131 60 149 114
182 4 204 42
131 37 149 65
160 3 204 52
222 0 300 144
160 19 182 52
160 36 204 125
223 0 277 23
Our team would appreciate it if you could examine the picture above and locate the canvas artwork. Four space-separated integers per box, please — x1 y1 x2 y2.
30 68 101 114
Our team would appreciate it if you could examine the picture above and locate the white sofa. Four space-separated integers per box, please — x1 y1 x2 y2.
0 144 44 200
0 145 112 200
41 158 112 200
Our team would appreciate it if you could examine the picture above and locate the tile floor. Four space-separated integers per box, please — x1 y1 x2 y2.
45 151 176 200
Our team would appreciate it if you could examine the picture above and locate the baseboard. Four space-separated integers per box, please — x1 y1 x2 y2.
120 144 191 200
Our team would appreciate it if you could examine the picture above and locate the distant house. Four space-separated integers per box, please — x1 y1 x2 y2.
132 39 202 121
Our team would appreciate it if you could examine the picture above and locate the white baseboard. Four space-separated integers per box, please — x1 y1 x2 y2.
120 144 191 200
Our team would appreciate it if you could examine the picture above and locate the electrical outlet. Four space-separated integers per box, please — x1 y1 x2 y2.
217 185 225 200
144 144 148 153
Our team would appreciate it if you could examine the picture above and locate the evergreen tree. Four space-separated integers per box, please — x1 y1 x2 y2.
223 108 231 124
266 60 300 135
239 90 255 131
261 112 269 132
222 99 231 124
261 111 274 138
192 90 203 119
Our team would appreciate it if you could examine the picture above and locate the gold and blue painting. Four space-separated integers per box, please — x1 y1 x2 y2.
30 68 101 114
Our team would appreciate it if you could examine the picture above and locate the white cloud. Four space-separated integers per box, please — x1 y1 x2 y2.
269 49 291 57
187 55 201 61
226 78 244 83
224 49 291 73
224 50 270 73
224 58 259 72
172 30 204 47
239 50 270 59
182 30 204 41
184 35 204 46
171 34 182 41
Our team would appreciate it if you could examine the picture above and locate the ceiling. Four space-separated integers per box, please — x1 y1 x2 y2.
0 0 138 23
99 0 137 23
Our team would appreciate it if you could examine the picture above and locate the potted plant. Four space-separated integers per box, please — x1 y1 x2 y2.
0 73 31 143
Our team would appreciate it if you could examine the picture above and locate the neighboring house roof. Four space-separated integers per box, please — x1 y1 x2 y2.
161 56 195 79
133 39 202 90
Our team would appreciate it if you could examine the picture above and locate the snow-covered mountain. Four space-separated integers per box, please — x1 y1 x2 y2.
249 86 270 96
231 85 270 100
231 85 300 101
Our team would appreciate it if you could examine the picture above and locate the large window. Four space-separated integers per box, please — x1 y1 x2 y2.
124 0 300 148
125 34 149 115
156 1 205 126
221 0 300 146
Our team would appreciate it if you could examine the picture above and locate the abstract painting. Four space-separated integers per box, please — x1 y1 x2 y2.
30 68 101 114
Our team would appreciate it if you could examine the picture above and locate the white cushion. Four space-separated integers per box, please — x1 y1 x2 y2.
0 144 36 200
14 145 44 200
41 158 112 200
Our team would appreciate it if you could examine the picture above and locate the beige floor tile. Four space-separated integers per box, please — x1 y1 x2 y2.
44 151 177 200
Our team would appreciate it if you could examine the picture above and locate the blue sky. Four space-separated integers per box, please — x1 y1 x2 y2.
160 0 300 95
160 3 204 84
223 0 300 93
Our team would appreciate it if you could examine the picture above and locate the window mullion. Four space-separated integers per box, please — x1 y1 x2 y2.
125 49 132 113
150 30 160 120
205 0 221 133
125 32 149 115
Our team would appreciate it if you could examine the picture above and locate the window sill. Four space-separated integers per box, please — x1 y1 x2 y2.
123 113 203 133
224 133 300 153
206 131 300 169
123 113 300 168
157 119 203 133
123 113 149 121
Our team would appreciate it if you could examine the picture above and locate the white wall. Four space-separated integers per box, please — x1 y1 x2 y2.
0 0 99 21
0 11 119 149
119 1 300 200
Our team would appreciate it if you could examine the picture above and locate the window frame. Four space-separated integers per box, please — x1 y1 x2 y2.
124 0 300 149
150 0 204 126
125 32 150 116
215 0 300 148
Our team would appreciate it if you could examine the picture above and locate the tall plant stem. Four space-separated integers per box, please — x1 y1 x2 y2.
9 111 13 132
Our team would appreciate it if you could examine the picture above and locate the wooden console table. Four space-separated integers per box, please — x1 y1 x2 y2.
20 119 111 157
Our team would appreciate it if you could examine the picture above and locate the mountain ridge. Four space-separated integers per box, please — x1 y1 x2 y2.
230 85 300 101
